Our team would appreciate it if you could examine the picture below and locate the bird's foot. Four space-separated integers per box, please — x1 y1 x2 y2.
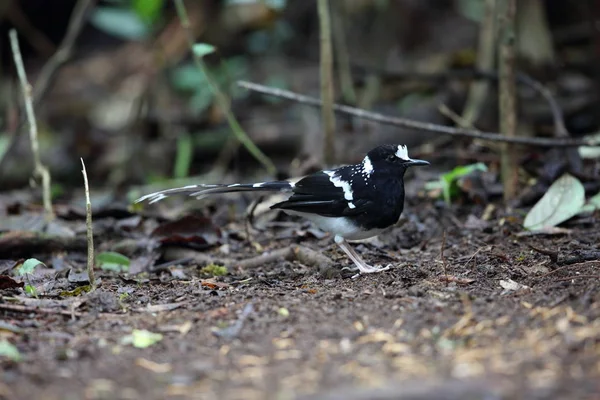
342 263 392 279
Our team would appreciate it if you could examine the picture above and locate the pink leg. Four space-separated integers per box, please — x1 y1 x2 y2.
334 235 391 277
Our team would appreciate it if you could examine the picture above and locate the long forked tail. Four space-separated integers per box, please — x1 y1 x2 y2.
135 181 294 204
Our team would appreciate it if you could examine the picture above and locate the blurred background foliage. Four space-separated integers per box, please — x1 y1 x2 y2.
0 0 598 203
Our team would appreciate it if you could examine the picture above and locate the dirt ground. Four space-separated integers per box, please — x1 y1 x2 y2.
1 193 599 400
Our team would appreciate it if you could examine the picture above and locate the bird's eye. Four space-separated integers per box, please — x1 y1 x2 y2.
386 155 396 162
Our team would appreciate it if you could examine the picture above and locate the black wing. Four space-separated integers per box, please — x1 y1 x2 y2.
271 171 372 217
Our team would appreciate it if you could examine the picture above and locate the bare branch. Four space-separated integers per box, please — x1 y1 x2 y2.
173 0 277 175
81 158 95 290
498 0 518 201
318 0 336 164
33 0 96 102
9 29 54 220
238 80 598 148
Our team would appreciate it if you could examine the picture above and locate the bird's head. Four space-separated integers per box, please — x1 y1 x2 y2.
363 144 430 176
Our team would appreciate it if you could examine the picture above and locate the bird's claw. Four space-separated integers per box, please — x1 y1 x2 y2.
342 263 392 279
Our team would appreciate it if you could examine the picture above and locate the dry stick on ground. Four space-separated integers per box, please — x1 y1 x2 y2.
9 29 54 220
164 245 335 274
237 81 598 148
498 0 518 202
318 0 336 165
440 230 449 284
0 0 95 174
536 261 600 280
0 233 87 258
81 158 95 289
0 302 84 318
173 0 277 176
554 274 600 282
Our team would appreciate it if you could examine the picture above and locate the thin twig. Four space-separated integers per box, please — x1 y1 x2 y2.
462 246 486 272
331 3 356 104
318 0 336 165
528 244 559 263
33 0 96 102
442 71 577 151
9 29 54 220
237 81 598 147
0 0 95 175
554 274 600 282
461 0 497 127
438 104 472 128
517 73 583 173
498 0 518 201
6 3 55 56
173 0 277 175
537 261 600 279
0 302 84 318
440 230 449 285
165 245 335 274
81 158 95 289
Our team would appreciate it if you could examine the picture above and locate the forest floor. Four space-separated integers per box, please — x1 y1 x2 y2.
1 191 599 400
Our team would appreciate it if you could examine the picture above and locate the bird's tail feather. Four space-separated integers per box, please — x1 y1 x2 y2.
136 181 293 204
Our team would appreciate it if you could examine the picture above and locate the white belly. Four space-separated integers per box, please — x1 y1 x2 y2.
284 211 383 241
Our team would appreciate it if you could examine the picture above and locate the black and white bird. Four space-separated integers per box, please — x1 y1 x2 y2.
136 144 429 276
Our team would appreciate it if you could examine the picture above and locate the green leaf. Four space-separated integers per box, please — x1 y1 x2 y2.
524 173 585 231
439 163 488 203
121 329 163 348
96 251 130 273
90 7 150 40
174 132 193 179
0 340 21 362
17 258 44 276
578 191 600 214
132 0 165 24
192 43 216 58
24 285 38 297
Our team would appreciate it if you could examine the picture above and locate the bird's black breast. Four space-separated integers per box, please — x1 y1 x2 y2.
350 175 406 230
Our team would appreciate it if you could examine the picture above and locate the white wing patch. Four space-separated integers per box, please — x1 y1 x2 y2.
324 170 354 202
363 156 374 174
395 145 409 160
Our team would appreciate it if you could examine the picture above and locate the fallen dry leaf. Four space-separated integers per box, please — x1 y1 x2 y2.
500 279 530 292
201 279 230 290
135 358 172 373
440 275 476 285
0 275 24 290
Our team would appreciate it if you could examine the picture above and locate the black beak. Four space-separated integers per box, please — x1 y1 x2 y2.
407 159 430 167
